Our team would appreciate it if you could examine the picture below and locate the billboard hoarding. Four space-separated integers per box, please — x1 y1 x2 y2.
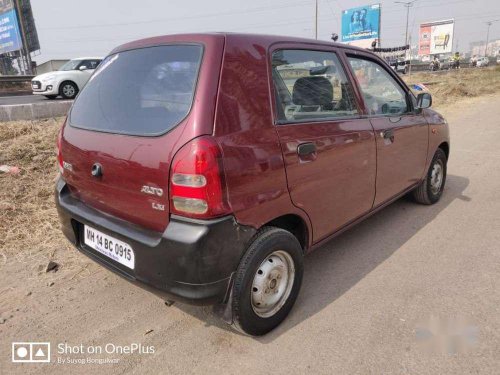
418 24 431 55
419 19 454 55
18 0 40 53
0 7 22 54
0 0 22 54
341 3 381 45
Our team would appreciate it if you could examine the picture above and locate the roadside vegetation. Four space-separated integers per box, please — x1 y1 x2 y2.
0 118 69 260
404 65 500 107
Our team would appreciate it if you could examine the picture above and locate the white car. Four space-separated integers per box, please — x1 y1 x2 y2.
31 57 102 99
476 57 490 68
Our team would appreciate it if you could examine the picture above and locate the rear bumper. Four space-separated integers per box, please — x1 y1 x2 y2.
55 177 256 305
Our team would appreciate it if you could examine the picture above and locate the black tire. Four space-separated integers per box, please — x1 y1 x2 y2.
59 81 78 99
231 227 303 336
412 148 447 205
44 95 57 100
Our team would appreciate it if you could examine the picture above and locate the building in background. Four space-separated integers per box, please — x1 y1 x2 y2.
470 39 500 57
341 3 381 49
34 59 69 75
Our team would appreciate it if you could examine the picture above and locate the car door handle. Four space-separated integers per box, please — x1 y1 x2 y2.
297 142 316 156
381 129 394 139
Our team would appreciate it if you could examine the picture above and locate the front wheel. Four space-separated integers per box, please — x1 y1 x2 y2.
412 148 447 204
230 227 303 336
59 81 78 99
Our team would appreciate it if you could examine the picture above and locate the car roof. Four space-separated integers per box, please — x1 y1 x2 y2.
111 32 367 55
71 57 103 60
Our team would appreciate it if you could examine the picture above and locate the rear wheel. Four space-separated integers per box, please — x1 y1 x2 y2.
59 81 78 99
231 227 303 336
412 148 447 204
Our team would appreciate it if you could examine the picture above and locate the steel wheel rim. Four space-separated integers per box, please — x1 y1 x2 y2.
251 250 295 318
63 84 75 97
430 160 444 195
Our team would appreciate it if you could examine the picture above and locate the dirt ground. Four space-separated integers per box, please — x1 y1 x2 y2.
1 69 500 374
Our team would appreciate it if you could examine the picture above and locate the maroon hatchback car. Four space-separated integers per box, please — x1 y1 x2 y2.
55 33 449 335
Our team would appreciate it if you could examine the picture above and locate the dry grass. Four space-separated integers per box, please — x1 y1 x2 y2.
403 66 500 108
0 118 70 259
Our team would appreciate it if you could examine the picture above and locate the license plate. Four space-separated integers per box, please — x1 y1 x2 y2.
83 225 135 269
32 83 39 89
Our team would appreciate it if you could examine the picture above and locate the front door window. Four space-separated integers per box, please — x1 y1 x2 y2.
348 57 409 115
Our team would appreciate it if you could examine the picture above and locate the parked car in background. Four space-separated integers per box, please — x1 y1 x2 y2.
388 58 409 74
31 57 102 99
476 56 490 67
55 33 450 336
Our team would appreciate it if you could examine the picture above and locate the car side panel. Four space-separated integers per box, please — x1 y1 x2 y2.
213 35 313 244
66 70 91 90
340 49 430 205
276 119 376 242
369 114 429 206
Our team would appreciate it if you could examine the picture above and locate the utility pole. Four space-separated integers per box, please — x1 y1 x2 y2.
484 20 499 56
314 0 318 40
395 0 418 47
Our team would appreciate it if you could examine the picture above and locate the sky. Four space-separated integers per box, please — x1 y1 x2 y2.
30 0 500 63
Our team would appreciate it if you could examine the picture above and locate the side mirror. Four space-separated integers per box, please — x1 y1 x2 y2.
79 65 88 71
416 92 432 109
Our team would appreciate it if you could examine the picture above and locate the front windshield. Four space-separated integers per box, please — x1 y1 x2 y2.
58 60 81 71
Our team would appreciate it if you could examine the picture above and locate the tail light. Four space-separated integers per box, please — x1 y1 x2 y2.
170 136 230 219
57 128 64 174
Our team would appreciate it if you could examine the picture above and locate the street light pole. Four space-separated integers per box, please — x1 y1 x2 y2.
484 20 499 56
395 0 418 47
395 0 417 78
315 0 318 40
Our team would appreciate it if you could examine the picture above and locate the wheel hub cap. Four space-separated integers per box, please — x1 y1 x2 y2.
430 161 443 195
251 250 295 318
63 85 75 97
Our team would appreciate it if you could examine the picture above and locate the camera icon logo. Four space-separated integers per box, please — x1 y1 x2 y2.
12 342 50 363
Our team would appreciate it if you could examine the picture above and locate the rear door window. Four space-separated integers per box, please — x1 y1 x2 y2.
70 45 203 136
272 49 358 123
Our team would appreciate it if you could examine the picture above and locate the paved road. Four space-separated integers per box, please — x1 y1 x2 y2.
0 94 71 106
1 94 500 374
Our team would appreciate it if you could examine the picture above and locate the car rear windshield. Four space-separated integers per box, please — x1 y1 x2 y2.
70 44 203 136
